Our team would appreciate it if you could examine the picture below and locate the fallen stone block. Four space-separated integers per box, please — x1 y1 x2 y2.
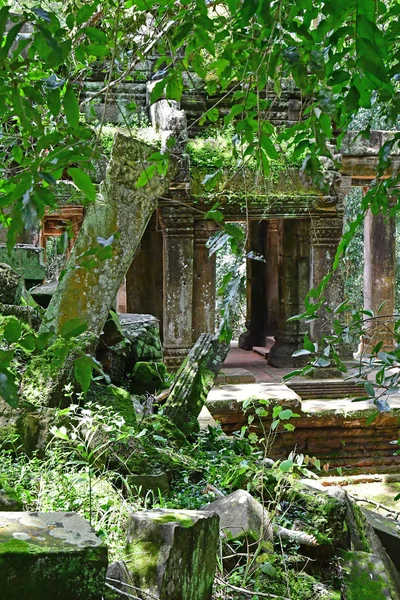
127 472 170 496
0 511 108 600
203 489 273 549
0 244 46 288
362 508 400 573
340 550 400 599
120 313 163 364
0 262 23 304
125 508 219 600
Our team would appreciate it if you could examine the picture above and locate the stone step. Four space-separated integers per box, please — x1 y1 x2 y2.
252 346 270 358
0 511 107 600
215 368 256 385
287 379 364 399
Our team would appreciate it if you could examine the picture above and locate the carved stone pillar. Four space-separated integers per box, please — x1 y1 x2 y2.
126 214 163 326
267 219 310 367
238 220 266 350
192 220 218 341
310 215 344 341
265 219 280 337
160 206 195 369
363 208 396 352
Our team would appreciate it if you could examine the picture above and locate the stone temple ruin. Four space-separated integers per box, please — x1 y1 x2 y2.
1 66 400 471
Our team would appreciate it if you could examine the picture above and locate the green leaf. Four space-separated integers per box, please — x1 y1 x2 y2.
206 107 219 123
204 209 224 223
83 27 108 44
260 134 278 159
292 348 312 357
60 318 88 339
19 334 36 351
76 3 98 26
64 86 80 129
166 74 183 102
3 318 22 343
74 354 93 392
12 145 23 164
279 459 293 473
47 88 61 117
86 44 110 58
0 370 18 408
364 381 375 397
67 168 96 202
135 163 157 188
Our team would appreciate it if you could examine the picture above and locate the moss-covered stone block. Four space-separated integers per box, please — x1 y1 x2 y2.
0 511 108 600
120 313 163 364
340 550 400 600
86 382 136 426
125 508 219 600
0 245 46 287
130 361 168 394
21 332 98 407
0 263 23 305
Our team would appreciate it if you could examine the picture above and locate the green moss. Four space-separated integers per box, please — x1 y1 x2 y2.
125 539 161 588
22 334 95 407
151 513 194 528
130 361 168 395
351 503 371 552
87 382 136 426
341 551 394 600
284 483 348 547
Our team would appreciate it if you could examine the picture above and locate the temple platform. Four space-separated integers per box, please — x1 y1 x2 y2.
200 346 400 474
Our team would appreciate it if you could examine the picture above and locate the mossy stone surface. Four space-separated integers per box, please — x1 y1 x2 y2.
130 361 168 394
125 508 219 600
0 511 108 600
340 550 398 600
86 382 136 426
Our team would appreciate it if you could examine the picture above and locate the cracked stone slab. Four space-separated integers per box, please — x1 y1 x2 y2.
0 511 108 600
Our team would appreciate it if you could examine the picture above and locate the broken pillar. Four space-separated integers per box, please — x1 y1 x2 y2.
164 333 229 436
363 208 396 352
268 219 310 367
124 508 219 600
239 220 266 350
43 133 175 337
0 511 108 600
160 206 195 369
192 219 218 341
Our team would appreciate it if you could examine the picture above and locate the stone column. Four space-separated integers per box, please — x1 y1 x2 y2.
238 220 266 350
267 219 310 367
310 215 344 342
160 206 195 369
192 219 218 341
125 213 164 326
265 219 280 337
363 208 396 351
